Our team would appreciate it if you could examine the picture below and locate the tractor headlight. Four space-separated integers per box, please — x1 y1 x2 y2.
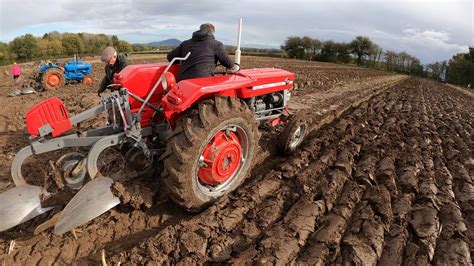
161 75 168 91
162 72 177 92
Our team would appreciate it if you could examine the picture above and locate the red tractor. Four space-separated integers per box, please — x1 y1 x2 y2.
0 22 307 235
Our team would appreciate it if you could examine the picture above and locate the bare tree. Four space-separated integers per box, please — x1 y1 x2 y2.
398 51 410 72
384 50 397 70
369 43 382 67
310 38 322 61
376 47 383 66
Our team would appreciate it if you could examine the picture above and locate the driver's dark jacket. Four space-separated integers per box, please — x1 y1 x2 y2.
99 54 129 93
167 30 234 81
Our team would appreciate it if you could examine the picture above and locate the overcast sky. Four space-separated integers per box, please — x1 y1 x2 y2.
0 0 472 63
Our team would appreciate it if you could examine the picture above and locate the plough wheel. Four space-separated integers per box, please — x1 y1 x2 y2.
278 114 307 155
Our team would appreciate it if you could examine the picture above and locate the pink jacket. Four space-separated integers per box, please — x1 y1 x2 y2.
11 64 21 76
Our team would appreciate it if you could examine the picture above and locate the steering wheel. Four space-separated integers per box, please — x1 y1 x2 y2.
213 62 241 75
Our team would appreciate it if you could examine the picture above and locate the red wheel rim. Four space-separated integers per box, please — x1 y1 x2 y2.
47 74 61 88
198 130 242 185
84 77 93 85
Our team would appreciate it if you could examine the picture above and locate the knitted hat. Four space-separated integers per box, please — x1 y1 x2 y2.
101 46 117 62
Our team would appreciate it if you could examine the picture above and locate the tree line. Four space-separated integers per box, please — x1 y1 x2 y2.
281 36 473 88
1 31 471 88
281 36 424 76
0 32 157 65
426 48 474 87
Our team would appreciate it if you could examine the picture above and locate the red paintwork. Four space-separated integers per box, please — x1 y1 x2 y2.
117 64 294 128
25 64 294 138
161 68 294 125
131 106 156 128
198 131 242 185
26 97 72 137
116 63 180 109
163 71 177 92
269 116 288 127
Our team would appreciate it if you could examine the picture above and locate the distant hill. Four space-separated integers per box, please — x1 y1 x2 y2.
146 38 181 47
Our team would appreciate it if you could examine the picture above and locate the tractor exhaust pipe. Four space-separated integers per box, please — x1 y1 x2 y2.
235 18 242 65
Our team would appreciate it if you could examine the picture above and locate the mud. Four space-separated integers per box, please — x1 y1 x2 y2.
107 78 471 265
112 182 153 210
0 56 472 265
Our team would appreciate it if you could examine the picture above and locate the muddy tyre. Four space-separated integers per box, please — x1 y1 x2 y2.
278 115 307 155
162 97 259 211
42 68 65 90
82 75 94 85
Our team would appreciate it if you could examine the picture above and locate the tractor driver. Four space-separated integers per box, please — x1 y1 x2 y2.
98 46 129 95
167 23 235 81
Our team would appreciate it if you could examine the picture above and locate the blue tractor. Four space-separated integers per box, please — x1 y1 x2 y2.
37 57 94 90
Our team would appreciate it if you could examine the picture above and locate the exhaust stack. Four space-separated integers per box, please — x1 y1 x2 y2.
235 18 242 65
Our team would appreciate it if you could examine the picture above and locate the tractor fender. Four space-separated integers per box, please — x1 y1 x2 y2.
39 63 59 74
161 75 254 126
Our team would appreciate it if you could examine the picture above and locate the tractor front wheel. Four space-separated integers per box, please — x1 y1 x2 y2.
42 68 65 90
82 75 94 85
162 97 259 211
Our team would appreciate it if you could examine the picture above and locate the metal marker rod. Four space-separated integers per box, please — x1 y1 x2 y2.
235 18 242 65
128 91 160 112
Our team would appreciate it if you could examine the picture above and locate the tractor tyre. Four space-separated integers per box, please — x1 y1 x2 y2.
162 97 260 211
82 75 94 85
278 114 307 155
42 68 65 90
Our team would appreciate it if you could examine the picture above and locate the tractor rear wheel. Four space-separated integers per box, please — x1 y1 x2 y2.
162 97 259 211
42 68 65 90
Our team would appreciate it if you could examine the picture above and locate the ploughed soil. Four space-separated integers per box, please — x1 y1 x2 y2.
1 55 472 264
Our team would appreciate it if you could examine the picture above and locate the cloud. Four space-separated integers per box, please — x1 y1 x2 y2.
0 0 471 63
365 27 469 63
406 29 451 42
402 28 466 51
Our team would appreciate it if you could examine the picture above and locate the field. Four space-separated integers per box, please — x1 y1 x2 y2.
0 55 472 264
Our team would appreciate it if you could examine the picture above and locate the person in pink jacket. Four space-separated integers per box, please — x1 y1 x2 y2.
11 62 21 80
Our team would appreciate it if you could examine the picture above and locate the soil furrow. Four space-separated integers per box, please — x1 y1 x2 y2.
1 58 472 264
295 89 400 265
110 96 369 264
